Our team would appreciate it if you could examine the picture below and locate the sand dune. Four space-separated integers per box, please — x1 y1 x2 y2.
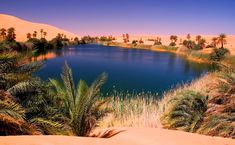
0 128 234 145
0 14 78 42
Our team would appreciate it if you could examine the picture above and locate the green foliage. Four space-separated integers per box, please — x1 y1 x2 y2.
49 37 64 48
81 36 97 44
0 90 40 135
27 38 50 51
0 40 23 52
210 48 229 61
99 36 113 42
183 40 196 49
0 56 42 90
50 62 110 136
169 42 176 46
161 90 207 132
0 90 25 120
197 115 234 138
132 40 138 46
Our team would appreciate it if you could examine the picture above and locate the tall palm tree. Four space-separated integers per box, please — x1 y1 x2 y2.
0 28 7 39
40 29 44 39
187 34 191 40
196 35 202 44
217 33 227 48
50 62 110 136
33 31 37 38
6 27 16 41
211 37 218 48
43 32 47 39
26 33 31 40
198 38 206 49
170 35 175 43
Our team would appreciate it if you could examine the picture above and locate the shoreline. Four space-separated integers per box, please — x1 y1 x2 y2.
100 42 211 64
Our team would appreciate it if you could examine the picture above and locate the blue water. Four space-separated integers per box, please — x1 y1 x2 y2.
34 44 211 95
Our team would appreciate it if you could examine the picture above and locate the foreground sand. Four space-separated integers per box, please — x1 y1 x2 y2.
1 128 234 145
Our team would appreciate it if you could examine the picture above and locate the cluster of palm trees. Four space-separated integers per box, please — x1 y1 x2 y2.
212 34 227 48
154 37 162 45
122 33 130 43
27 29 47 40
0 27 16 42
171 33 227 49
169 35 178 46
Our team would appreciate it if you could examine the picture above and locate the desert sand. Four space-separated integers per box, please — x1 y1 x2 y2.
115 35 235 51
0 128 234 145
0 14 78 41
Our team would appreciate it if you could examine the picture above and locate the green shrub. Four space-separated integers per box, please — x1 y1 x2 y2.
169 42 176 46
210 48 229 61
161 90 207 132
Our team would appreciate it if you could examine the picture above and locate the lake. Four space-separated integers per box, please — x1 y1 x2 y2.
34 44 212 95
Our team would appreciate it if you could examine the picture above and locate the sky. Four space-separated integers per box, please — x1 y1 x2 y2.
0 0 235 36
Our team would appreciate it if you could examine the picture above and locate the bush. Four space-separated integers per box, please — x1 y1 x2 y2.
0 40 23 52
169 42 176 46
210 48 229 61
161 90 207 132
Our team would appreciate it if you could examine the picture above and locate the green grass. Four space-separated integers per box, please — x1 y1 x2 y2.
152 45 178 51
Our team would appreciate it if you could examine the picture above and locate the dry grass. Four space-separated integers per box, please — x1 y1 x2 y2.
98 91 160 128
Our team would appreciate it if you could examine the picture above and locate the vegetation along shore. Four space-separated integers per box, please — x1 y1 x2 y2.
0 18 234 144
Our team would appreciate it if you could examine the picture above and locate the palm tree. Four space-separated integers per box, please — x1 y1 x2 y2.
139 38 144 44
26 33 31 40
6 27 16 41
0 90 40 135
0 28 7 39
187 34 191 40
169 35 178 46
0 56 67 135
33 31 37 38
211 37 218 48
43 32 47 39
217 33 227 48
170 35 174 43
50 62 110 136
40 29 44 39
198 38 206 49
196 35 202 44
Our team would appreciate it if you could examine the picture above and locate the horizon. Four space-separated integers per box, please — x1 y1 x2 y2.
0 0 235 36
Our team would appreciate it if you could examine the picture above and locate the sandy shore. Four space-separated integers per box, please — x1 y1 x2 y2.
0 128 234 145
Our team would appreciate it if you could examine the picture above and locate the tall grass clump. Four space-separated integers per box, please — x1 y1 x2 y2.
197 69 235 138
99 91 160 128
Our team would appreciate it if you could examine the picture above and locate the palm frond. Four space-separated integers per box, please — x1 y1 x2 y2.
7 80 41 96
0 90 25 120
30 117 65 135
161 90 207 132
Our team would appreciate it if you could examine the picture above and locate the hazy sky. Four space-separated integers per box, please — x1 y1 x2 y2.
0 0 235 36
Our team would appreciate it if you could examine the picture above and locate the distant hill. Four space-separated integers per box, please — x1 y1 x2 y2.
0 14 78 41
